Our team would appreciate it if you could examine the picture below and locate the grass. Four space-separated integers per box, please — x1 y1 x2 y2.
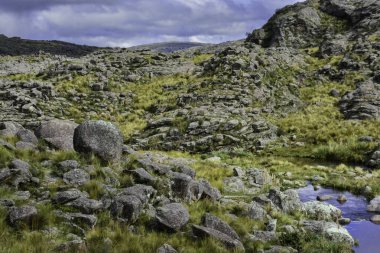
0 142 372 252
212 151 380 198
80 180 106 199
61 73 200 140
192 54 214 65
266 49 379 164
368 33 380 42
0 205 58 253
279 231 353 253
152 151 233 191
54 74 94 93
0 146 14 167
312 140 377 164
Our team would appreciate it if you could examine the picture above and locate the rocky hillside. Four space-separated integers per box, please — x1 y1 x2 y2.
129 42 210 53
1 0 380 252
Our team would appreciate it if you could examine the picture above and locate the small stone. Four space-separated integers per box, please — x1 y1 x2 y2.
233 167 245 177
339 218 351 225
63 169 90 186
266 219 277 232
329 89 340 97
317 195 333 201
368 196 380 212
337 194 347 203
157 244 178 253
370 215 380 224
58 160 79 171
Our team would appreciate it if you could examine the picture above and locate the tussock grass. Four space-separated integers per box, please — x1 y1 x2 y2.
54 74 94 93
192 54 214 65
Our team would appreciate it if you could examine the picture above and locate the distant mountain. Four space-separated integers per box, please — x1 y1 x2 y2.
129 41 211 53
0 34 99 57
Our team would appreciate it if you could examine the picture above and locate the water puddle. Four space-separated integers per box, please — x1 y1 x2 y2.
297 184 380 253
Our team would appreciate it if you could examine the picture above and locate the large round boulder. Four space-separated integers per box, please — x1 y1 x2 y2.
73 120 123 161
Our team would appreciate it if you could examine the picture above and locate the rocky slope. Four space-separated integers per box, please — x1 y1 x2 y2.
129 42 210 53
1 0 380 252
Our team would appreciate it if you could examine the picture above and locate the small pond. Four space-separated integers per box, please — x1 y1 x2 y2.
298 184 380 253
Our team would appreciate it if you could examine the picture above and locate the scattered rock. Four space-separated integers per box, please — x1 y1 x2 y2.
127 168 156 184
52 189 87 204
156 203 189 231
36 120 78 150
58 160 80 171
317 195 333 201
202 213 240 240
246 201 267 220
67 197 103 214
370 215 380 224
337 194 347 203
157 244 178 253
339 217 351 225
268 189 304 214
249 230 276 243
16 128 38 144
199 179 222 201
7 205 37 227
301 220 354 245
303 201 342 221
171 172 203 201
110 194 143 222
0 122 23 137
192 225 244 249
367 196 380 212
63 169 90 186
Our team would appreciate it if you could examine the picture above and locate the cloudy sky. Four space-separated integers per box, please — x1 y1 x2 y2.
0 0 302 47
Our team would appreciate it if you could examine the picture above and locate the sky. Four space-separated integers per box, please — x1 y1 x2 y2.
0 0 302 47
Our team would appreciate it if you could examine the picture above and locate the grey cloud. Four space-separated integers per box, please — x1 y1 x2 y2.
0 0 118 12
0 0 303 46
